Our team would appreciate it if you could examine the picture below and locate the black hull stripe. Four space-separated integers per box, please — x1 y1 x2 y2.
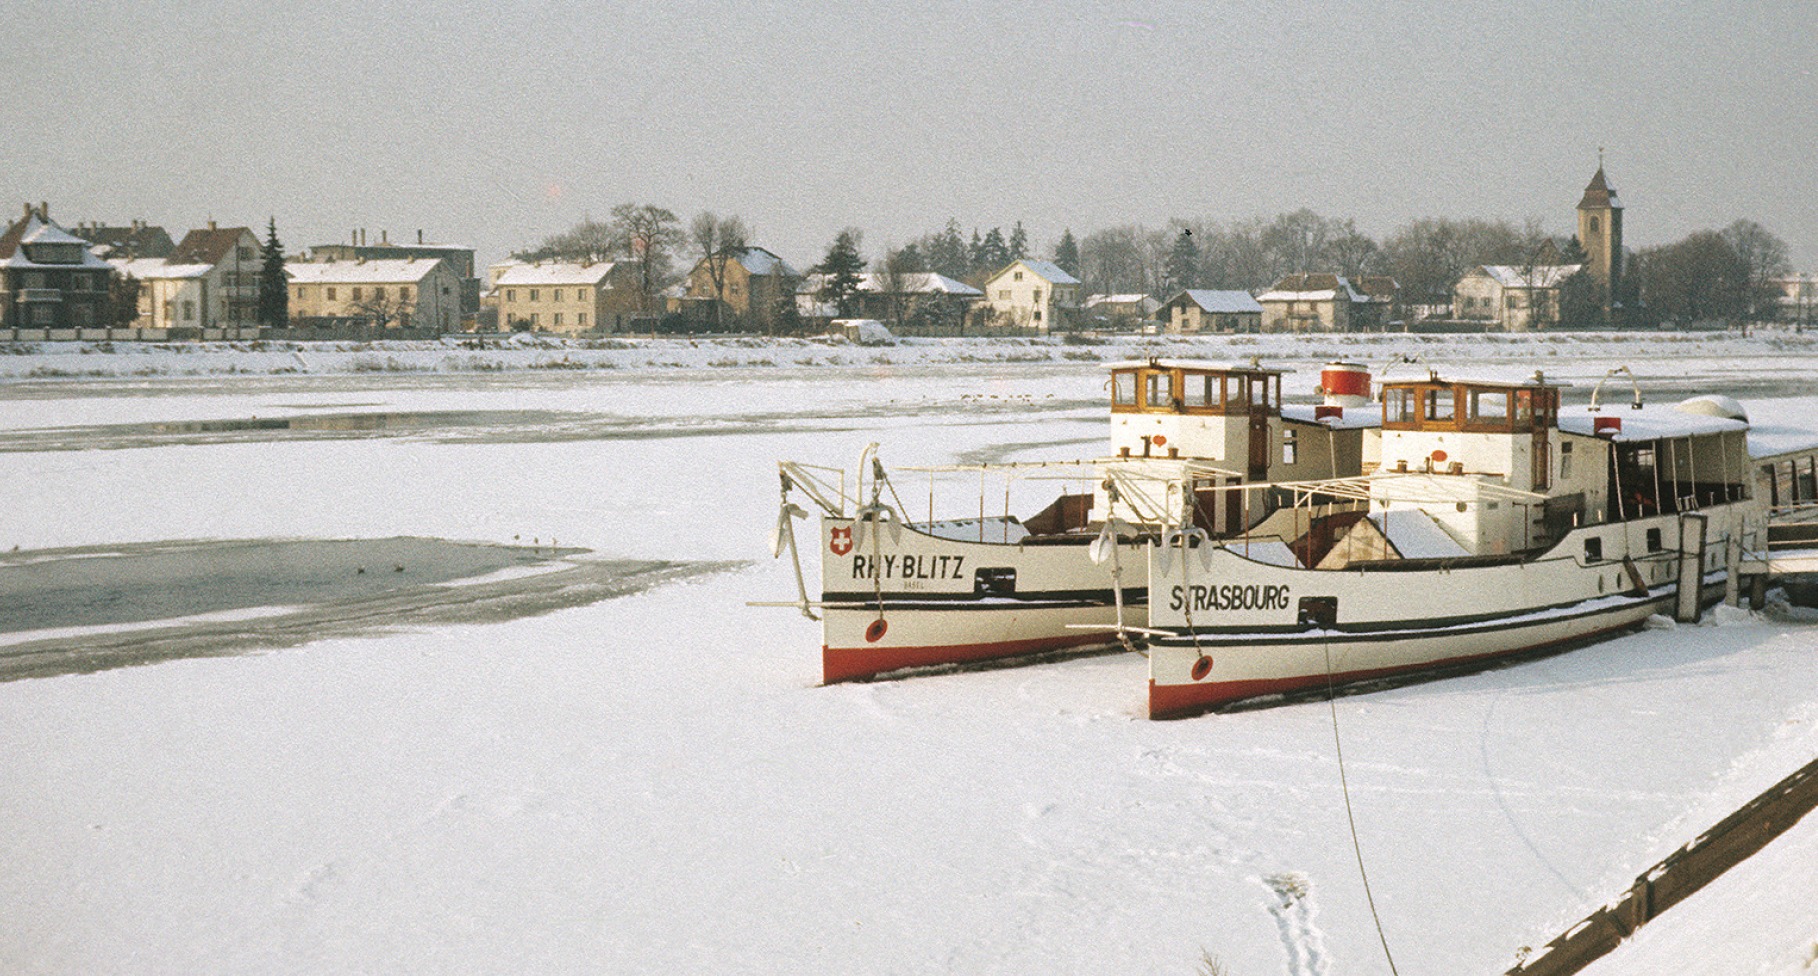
822 588 1147 608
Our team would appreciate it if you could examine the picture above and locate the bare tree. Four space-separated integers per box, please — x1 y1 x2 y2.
349 286 412 330
610 203 683 319
873 246 915 331
1720 219 1792 321
691 211 750 330
517 216 617 264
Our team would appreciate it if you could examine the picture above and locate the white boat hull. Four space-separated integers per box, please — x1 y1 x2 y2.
818 517 1145 682
1146 510 1747 717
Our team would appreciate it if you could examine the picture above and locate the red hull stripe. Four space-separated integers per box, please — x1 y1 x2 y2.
824 632 1116 683
1148 619 1638 719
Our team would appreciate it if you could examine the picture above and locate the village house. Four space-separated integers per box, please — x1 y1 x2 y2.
1453 264 1583 331
72 220 175 260
1255 273 1367 332
310 229 481 316
797 271 982 333
1157 289 1264 333
680 246 801 328
980 259 1081 333
286 257 461 332
0 203 116 335
1771 274 1816 327
1351 275 1401 329
1085 293 1162 329
173 223 263 329
110 257 215 332
492 261 643 333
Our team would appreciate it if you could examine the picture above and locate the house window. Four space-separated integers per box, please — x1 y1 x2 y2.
296 287 305 300
1506 295 1517 309
577 312 588 327
1013 271 1023 282
530 313 539 326
554 289 563 302
352 287 363 301
529 289 539 301
400 287 411 301
31 305 52 325
1282 429 1298 465
554 313 564 327
182 301 195 321
238 246 254 261
998 289 1009 299
327 287 337 301
506 289 516 302
374 286 386 300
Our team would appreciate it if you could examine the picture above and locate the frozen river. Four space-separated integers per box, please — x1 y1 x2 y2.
1 337 1814 975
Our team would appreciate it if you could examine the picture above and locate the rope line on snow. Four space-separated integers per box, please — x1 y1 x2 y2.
1323 636 1401 976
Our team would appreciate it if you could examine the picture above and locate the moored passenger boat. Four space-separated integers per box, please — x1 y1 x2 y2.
763 360 1376 683
1145 370 1768 718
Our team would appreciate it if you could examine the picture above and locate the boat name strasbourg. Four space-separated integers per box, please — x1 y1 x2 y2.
1170 583 1292 613
851 554 966 581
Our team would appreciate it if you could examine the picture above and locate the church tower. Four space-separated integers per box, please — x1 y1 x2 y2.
1576 163 1623 302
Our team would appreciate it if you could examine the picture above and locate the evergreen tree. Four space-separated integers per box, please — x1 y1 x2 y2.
1165 227 1200 294
1008 221 1029 261
814 228 866 317
1559 235 1588 265
897 241 929 274
1054 228 1081 278
980 227 1010 273
930 219 968 280
257 217 289 326
967 228 985 276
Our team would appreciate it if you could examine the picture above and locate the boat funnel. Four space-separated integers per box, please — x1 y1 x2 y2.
1319 361 1372 408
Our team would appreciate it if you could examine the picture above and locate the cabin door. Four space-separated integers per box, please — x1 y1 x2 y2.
1532 429 1550 490
1248 409 1270 482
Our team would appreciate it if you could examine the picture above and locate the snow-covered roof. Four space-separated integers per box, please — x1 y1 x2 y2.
1 213 113 269
1281 403 1381 430
1556 402 1748 442
734 247 798 278
1169 289 1264 314
1370 510 1470 559
285 259 444 285
1086 293 1160 313
22 221 92 247
1473 265 1583 289
1256 274 1364 303
111 257 212 281
996 259 1079 286
799 272 982 296
492 262 622 287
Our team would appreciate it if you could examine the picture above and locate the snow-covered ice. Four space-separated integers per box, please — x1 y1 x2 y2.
0 335 1813 975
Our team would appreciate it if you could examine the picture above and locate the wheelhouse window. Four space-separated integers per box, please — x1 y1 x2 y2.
1112 371 1137 407
1182 372 1219 409
1423 388 1455 423
1385 387 1414 425
1469 390 1508 425
1143 371 1171 409
1282 428 1298 465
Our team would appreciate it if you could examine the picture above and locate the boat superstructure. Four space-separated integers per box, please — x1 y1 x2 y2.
764 360 1377 683
1144 369 1769 717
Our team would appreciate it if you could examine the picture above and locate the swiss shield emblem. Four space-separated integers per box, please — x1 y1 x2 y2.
829 526 853 556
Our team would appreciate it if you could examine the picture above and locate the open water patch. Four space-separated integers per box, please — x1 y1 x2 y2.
0 537 741 681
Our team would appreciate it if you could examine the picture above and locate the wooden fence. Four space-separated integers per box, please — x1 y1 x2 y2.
1505 756 1818 974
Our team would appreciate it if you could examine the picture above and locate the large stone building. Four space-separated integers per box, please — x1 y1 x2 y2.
309 230 480 316
492 261 643 333
0 203 116 332
980 259 1081 333
287 257 462 332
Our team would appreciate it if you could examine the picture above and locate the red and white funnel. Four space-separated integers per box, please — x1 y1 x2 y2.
1319 361 1372 410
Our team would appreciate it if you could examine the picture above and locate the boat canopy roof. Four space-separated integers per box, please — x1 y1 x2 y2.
1281 403 1381 430
1557 403 1748 442
1379 372 1566 391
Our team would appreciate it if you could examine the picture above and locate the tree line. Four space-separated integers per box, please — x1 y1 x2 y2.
520 204 1797 330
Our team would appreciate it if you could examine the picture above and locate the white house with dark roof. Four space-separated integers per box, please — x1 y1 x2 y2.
981 259 1081 333
797 270 983 330
1453 264 1583 332
493 261 642 333
1159 289 1265 333
287 257 461 331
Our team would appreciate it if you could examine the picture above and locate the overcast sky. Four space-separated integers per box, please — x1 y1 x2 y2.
6 0 1815 272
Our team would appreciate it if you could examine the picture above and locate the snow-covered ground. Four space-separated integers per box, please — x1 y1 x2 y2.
1 337 1814 975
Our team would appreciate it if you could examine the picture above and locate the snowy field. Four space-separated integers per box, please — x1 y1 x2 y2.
1 335 1814 975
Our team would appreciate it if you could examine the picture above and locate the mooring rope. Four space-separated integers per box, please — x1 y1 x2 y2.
1323 636 1401 976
